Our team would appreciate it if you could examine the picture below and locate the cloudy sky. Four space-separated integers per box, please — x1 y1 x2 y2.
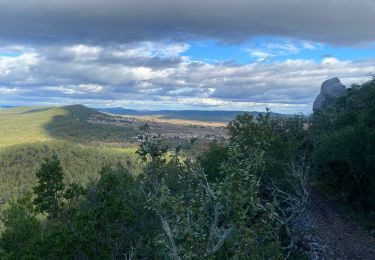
0 0 374 114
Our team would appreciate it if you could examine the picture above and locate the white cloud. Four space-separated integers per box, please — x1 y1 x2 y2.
0 43 373 114
0 87 21 94
248 50 274 62
64 45 102 61
0 52 39 83
266 42 300 55
45 84 104 95
302 42 322 50
112 42 190 59
247 40 326 61
321 57 341 65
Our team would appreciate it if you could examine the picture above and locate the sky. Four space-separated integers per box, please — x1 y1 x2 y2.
0 0 374 114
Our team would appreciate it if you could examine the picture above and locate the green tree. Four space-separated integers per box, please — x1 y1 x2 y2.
198 140 228 182
33 153 65 219
0 193 41 259
75 166 159 259
137 131 284 259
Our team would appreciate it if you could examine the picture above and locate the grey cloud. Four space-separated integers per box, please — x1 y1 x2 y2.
36 46 185 71
0 0 374 46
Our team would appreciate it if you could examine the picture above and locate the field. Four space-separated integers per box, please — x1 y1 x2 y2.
92 113 228 142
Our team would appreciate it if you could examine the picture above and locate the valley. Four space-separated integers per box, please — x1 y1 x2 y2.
0 104 229 204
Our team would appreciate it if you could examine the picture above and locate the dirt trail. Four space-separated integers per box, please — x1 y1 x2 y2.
296 188 375 259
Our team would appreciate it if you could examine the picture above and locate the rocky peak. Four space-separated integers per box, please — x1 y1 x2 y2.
313 77 347 111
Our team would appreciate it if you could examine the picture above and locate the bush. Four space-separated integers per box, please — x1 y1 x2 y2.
312 78 375 212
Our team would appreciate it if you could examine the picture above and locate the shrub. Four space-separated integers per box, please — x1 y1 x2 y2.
312 78 375 212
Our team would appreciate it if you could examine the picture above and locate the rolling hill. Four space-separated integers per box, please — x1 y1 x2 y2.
0 104 139 147
0 104 271 204
0 105 140 204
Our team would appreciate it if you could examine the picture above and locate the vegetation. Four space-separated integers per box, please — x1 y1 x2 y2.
46 105 138 144
0 109 310 259
0 104 141 205
311 77 375 219
0 105 138 147
2 74 374 258
0 141 139 203
0 106 65 147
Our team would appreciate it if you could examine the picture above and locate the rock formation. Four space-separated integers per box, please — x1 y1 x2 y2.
313 77 347 111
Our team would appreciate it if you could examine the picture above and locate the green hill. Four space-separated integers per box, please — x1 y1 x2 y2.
0 106 65 147
0 105 140 204
0 105 139 147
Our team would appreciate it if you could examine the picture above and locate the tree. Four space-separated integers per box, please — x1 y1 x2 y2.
198 140 228 182
0 193 41 259
33 153 65 219
75 166 159 259
137 128 284 259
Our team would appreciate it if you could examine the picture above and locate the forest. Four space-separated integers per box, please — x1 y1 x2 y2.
0 77 374 259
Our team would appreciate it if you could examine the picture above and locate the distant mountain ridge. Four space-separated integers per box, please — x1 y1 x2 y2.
95 107 290 122
0 105 18 108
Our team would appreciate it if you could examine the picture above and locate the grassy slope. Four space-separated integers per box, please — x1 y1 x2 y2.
0 105 139 147
0 105 141 203
0 106 66 147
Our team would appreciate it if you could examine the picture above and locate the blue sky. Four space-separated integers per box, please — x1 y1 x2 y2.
0 52 22 58
0 0 374 114
184 38 375 64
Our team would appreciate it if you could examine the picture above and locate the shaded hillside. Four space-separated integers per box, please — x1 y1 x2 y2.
96 107 291 122
45 105 139 145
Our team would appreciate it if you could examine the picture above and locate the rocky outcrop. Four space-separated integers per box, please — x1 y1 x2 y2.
313 77 347 111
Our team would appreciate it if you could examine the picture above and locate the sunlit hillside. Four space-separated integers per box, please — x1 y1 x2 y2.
0 105 139 147
0 107 66 147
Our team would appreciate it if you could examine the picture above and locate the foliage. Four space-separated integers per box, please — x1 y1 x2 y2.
1 157 158 259
33 154 66 218
73 166 159 259
0 109 309 259
0 193 40 259
312 78 375 212
0 141 139 203
227 110 307 197
198 140 228 182
137 113 308 259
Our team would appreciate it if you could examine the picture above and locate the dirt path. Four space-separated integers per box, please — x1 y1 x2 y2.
295 188 375 259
